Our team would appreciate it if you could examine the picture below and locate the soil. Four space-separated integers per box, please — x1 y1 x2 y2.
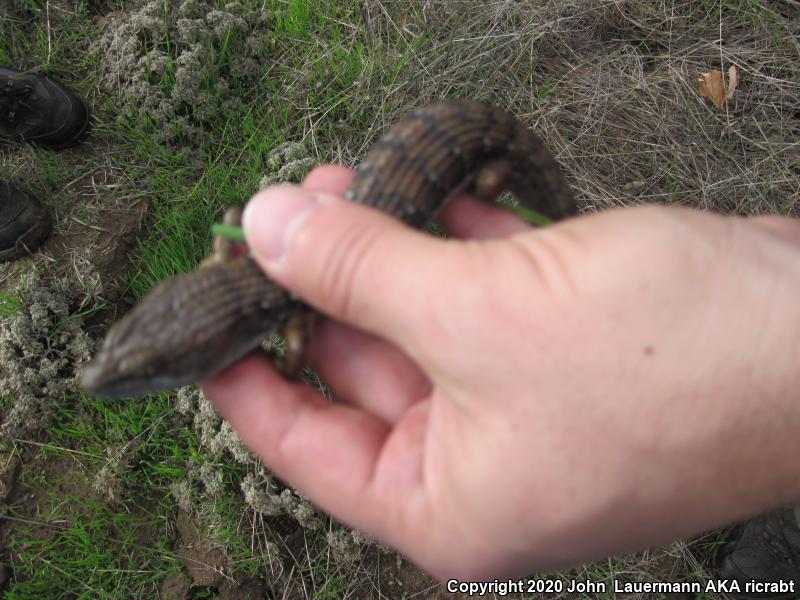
38 138 149 311
0 453 21 504
160 572 191 600
175 510 228 588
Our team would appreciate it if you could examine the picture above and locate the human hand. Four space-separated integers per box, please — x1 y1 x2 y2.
203 165 800 579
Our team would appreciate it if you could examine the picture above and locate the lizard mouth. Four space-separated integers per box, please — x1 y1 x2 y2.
80 361 175 398
80 357 170 399
79 359 131 398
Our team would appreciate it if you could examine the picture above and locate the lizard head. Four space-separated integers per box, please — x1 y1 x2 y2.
79 275 204 398
80 258 289 399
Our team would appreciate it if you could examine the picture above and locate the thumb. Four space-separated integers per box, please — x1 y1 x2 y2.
243 184 447 346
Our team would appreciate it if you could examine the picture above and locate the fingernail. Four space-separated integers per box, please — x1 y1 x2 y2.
243 186 321 262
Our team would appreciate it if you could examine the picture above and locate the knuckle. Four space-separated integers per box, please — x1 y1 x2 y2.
315 217 384 320
510 227 581 299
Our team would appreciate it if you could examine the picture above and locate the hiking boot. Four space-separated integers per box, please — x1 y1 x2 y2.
713 508 800 599
0 182 51 261
0 67 89 148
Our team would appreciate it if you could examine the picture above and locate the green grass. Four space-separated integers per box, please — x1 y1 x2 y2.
5 438 173 598
6 478 172 599
7 390 261 596
0 290 24 317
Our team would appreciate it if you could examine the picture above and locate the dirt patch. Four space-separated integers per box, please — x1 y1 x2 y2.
159 569 269 600
39 142 149 301
375 555 446 598
216 575 267 600
1 452 88 574
0 452 21 594
166 509 269 598
1 135 150 314
173 509 227 588
0 453 21 503
175 542 227 588
0 447 170 593
44 184 149 302
160 571 191 600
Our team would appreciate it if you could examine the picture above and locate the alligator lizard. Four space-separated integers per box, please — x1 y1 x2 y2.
80 99 577 398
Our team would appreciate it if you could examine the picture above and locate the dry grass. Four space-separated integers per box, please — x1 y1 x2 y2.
312 0 800 217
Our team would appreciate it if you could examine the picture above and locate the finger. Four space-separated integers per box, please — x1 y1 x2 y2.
302 164 354 194
301 164 433 421
201 354 430 537
437 194 532 239
307 319 431 424
242 184 451 351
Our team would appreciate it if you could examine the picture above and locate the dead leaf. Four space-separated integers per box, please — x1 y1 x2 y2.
725 65 738 101
698 65 738 111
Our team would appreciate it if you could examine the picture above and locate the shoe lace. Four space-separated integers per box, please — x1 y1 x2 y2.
0 80 33 123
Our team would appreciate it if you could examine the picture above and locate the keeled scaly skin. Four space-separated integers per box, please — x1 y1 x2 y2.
80 100 575 398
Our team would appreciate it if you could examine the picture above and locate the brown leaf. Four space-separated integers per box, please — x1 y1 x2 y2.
725 65 738 101
698 66 738 111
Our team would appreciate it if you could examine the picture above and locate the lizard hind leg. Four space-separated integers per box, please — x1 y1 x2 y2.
471 159 513 203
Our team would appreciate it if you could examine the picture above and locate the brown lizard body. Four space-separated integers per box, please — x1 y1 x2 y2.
80 99 576 398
